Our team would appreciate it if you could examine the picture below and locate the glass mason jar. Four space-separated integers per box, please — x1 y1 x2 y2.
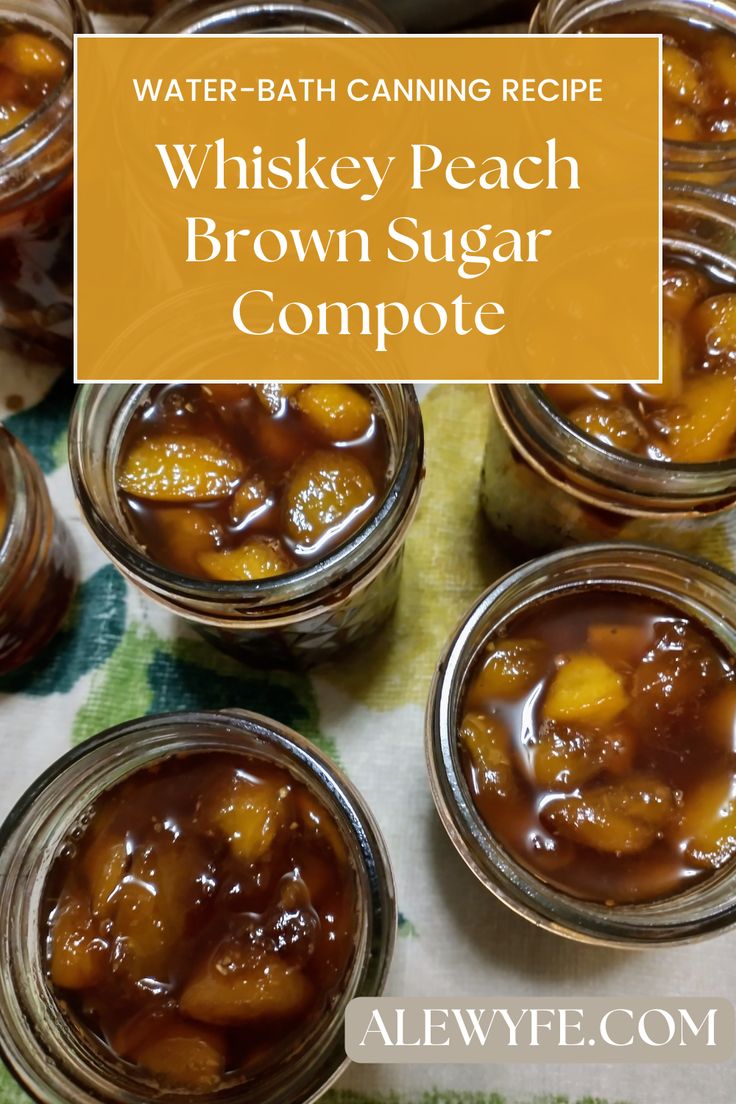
530 0 736 192
481 189 736 557
144 0 397 33
69 384 424 666
0 708 396 1104
426 542 736 947
0 426 77 673
0 0 92 365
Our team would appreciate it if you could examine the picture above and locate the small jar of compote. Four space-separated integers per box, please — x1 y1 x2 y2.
530 0 736 191
69 383 424 665
0 709 395 1103
0 0 92 364
144 0 397 33
0 426 77 673
482 188 736 556
427 542 736 946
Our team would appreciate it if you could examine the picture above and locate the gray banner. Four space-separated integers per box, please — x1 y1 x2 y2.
346 998 735 1064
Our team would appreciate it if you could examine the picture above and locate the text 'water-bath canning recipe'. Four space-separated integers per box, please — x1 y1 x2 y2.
75 35 660 382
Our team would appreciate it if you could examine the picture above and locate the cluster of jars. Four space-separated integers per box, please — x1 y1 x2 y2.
3 2 736 1104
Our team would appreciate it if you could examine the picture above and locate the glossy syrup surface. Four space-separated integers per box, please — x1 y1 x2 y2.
459 589 736 904
545 257 736 463
116 383 392 582
45 751 359 1091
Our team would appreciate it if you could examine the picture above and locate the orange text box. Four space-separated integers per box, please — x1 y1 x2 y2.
75 34 661 382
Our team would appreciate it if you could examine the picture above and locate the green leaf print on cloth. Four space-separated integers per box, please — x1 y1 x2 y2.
0 566 127 697
72 625 335 759
319 385 512 711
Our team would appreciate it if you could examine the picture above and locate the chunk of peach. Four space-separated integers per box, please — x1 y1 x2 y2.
586 623 653 671
254 383 303 414
118 436 243 501
1 32 67 82
661 373 736 463
662 44 705 108
50 890 107 990
285 449 376 548
205 771 290 862
156 507 222 568
632 621 723 713
180 945 312 1025
569 402 646 454
84 831 129 918
544 775 676 854
199 540 292 582
466 638 547 705
597 723 637 777
543 653 629 725
705 35 736 96
531 722 600 790
705 683 736 752
230 476 272 526
662 266 708 322
459 711 516 798
681 774 736 868
692 293 736 357
295 384 373 442
662 101 703 143
129 1019 227 1089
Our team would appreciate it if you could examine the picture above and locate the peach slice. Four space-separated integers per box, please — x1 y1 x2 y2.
705 35 736 97
181 945 312 1025
50 890 107 989
543 653 629 726
199 540 292 582
466 638 547 705
544 775 676 854
295 384 373 442
130 1020 227 1089
662 267 708 322
681 774 736 868
630 320 684 404
569 402 646 453
230 476 272 526
586 623 653 671
660 373 736 463
119 436 243 501
1 32 67 83
662 44 705 108
285 449 376 548
254 383 303 414
459 711 516 798
205 771 291 862
531 722 600 790
692 293 736 357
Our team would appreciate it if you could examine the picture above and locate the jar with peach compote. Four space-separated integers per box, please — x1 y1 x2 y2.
427 542 736 946
144 0 397 33
69 382 424 666
530 0 736 192
482 188 736 556
0 0 92 364
0 425 77 674
0 708 396 1104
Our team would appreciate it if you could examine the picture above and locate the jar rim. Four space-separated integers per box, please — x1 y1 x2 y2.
68 383 424 615
144 0 397 34
426 541 736 947
0 0 92 184
0 708 396 1104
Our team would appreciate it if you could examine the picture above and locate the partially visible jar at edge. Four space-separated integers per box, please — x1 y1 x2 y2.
530 0 736 194
144 0 397 33
0 0 92 365
482 188 736 557
0 426 78 673
69 384 424 666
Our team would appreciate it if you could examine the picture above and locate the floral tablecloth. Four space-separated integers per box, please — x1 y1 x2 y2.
1 365 735 1104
